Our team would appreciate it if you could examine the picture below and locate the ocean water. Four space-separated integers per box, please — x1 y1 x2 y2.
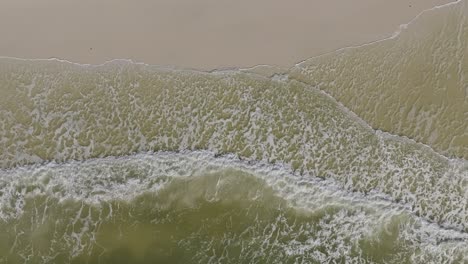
0 1 467 264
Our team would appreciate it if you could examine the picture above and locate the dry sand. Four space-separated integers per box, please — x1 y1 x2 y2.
0 0 454 70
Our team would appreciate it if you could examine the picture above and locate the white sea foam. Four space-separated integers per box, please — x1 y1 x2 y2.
0 151 467 262
0 1 466 262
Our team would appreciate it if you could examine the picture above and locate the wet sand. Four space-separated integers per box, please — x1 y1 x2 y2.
0 0 454 70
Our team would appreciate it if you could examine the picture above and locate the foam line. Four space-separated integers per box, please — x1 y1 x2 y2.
1 150 467 240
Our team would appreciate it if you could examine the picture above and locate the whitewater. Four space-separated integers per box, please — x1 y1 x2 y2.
0 0 467 263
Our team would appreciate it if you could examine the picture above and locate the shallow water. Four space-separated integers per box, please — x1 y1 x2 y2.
290 0 468 159
0 1 467 263
1 153 467 263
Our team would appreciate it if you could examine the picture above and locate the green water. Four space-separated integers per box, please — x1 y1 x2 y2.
1 154 466 263
0 0 467 263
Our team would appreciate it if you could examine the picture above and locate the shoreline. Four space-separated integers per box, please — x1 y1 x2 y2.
0 0 464 161
0 0 455 71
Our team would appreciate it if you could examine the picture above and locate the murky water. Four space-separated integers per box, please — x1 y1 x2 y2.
0 1 467 263
1 153 467 263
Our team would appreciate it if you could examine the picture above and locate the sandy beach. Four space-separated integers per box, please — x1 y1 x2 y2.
0 0 453 70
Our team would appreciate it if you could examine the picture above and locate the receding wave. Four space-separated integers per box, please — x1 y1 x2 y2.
290 0 467 159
